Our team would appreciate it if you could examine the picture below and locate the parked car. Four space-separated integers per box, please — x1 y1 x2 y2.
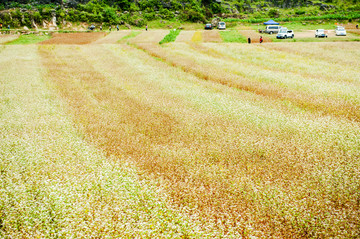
276 28 294 39
205 23 213 30
265 25 281 34
335 26 346 36
315 29 327 38
218 22 226 30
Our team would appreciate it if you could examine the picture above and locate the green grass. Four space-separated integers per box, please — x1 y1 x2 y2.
219 30 248 43
159 29 181 44
118 31 141 42
6 34 51 45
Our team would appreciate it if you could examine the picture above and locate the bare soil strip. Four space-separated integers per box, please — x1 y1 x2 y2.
39 32 106 44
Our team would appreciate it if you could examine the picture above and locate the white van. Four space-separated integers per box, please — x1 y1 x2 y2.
265 25 281 34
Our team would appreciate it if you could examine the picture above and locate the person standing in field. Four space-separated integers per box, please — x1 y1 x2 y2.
0 23 2 29
248 37 251 44
100 25 102 31
109 26 111 31
146 25 148 31
260 36 263 43
117 25 119 31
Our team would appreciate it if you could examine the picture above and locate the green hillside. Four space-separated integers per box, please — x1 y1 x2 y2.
0 0 359 29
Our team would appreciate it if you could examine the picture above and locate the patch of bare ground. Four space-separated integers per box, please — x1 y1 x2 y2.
39 32 106 44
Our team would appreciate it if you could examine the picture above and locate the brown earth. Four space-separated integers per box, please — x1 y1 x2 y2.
39 32 106 45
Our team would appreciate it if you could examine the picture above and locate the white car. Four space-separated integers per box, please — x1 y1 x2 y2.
315 29 327 38
335 26 346 36
218 22 226 30
276 28 294 39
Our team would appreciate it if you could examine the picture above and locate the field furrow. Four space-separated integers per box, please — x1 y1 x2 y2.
35 43 360 238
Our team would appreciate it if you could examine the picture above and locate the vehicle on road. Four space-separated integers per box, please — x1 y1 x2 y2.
315 29 328 38
218 22 226 30
335 26 347 36
276 28 294 39
205 23 213 30
265 25 281 34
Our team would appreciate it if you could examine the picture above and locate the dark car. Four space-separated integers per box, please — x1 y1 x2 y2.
204 23 212 30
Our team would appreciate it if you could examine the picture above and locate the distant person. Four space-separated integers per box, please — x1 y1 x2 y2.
109 26 111 31
146 25 148 31
0 23 2 29
117 25 119 31
7 25 10 30
248 37 251 44
100 25 102 31
260 36 263 43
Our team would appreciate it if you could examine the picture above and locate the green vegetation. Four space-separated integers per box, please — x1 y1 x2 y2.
159 29 181 44
6 34 51 45
219 30 247 43
0 0 359 29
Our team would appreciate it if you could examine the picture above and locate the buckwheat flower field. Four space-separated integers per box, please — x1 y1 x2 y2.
1 33 359 238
